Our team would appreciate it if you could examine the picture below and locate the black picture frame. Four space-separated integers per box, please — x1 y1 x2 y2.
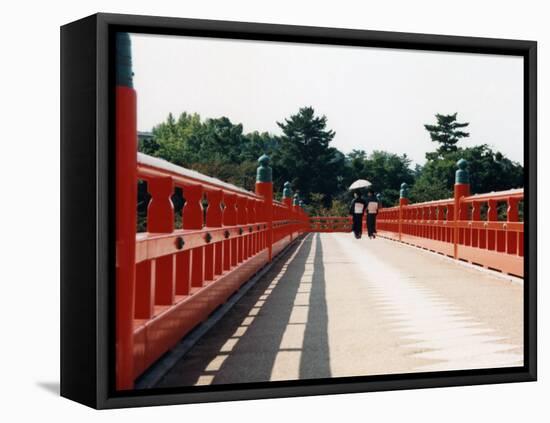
61 12 537 409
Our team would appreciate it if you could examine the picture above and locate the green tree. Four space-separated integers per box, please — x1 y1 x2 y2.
341 150 415 206
272 106 343 207
424 113 470 156
306 193 348 217
410 144 523 203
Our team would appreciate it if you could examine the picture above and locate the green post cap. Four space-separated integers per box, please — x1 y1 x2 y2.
399 182 409 199
455 158 469 184
282 181 292 198
116 32 133 88
256 154 272 183
293 193 299 206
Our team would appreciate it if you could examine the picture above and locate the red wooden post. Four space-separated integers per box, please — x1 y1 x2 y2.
282 181 293 241
223 193 237 268
429 205 436 240
507 197 519 254
206 190 223 227
399 183 409 241
115 32 137 391
237 196 248 261
183 184 204 287
434 206 441 241
147 177 174 233
214 238 224 276
247 198 256 256
175 250 191 295
487 199 498 251
134 260 155 319
172 186 190 296
293 193 301 233
472 201 481 248
205 190 222 281
458 202 469 246
256 199 265 251
256 155 273 262
496 202 506 253
147 177 176 305
453 159 470 259
207 191 222 275
447 204 454 243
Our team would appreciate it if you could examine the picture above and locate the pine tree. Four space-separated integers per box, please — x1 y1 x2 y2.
273 107 339 206
424 113 469 155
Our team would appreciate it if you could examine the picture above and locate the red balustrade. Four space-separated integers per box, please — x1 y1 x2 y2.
308 216 352 232
377 188 523 277
123 153 309 385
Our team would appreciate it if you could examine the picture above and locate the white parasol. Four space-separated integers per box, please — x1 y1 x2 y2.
348 179 372 191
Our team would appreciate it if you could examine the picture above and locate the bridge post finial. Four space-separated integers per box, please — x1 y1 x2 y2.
455 158 469 184
115 31 137 391
398 182 409 240
116 32 134 88
282 181 293 198
399 182 409 200
293 192 300 206
255 155 274 261
282 181 293 210
256 154 272 183
453 158 471 259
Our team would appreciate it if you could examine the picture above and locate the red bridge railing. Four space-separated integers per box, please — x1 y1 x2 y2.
308 216 352 232
117 150 310 388
114 33 313 390
377 161 523 278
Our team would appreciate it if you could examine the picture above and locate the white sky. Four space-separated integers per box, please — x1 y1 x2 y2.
130 33 523 166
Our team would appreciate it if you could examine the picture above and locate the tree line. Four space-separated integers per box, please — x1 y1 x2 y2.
138 107 523 220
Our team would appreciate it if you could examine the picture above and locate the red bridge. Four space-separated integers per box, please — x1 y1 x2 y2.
114 33 524 390
116 146 524 390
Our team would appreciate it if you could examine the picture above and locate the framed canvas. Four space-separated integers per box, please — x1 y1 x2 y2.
60 13 537 409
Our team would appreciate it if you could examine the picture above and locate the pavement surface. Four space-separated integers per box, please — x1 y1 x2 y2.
156 232 523 387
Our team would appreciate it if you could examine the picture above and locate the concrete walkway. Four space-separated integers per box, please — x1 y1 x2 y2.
156 233 523 387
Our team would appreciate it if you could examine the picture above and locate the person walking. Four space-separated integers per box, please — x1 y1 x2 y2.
349 190 367 239
365 189 379 238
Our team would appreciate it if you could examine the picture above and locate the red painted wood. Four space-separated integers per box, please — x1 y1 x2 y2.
256 182 273 261
206 190 223 227
377 188 523 277
175 250 190 295
223 239 231 271
182 184 203 230
147 177 174 233
134 260 155 319
204 243 214 281
115 85 137 390
223 194 237 226
191 247 204 288
215 242 223 275
155 255 175 305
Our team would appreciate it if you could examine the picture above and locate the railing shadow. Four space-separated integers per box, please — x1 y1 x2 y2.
156 233 331 386
299 233 330 379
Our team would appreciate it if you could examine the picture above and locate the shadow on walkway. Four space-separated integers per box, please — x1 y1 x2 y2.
156 233 331 387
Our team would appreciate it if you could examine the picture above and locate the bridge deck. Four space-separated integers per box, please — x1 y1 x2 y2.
155 233 523 387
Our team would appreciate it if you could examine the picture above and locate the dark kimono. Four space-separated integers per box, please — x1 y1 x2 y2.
365 197 379 237
349 197 367 238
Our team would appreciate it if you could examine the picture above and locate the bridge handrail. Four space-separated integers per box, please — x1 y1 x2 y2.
115 38 309 390
308 216 352 233
376 162 523 278
137 153 260 199
123 151 310 385
462 188 523 202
